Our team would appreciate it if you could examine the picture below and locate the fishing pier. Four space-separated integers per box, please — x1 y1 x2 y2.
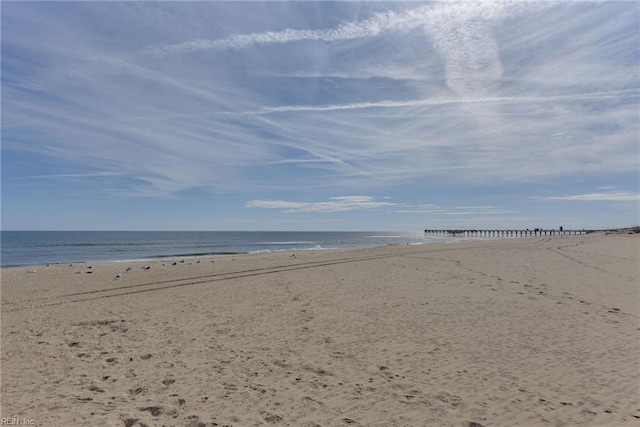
424 228 594 237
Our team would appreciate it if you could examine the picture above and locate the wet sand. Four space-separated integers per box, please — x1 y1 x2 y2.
1 234 638 426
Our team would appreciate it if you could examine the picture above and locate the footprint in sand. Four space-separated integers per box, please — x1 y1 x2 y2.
128 387 147 396
173 397 186 409
88 384 105 393
162 374 176 386
301 396 326 410
260 410 283 424
139 406 166 417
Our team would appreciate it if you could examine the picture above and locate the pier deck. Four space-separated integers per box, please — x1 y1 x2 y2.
424 228 596 237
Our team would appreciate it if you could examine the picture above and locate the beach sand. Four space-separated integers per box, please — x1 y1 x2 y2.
1 234 638 426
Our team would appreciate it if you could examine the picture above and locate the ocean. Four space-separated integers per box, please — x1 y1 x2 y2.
0 231 476 267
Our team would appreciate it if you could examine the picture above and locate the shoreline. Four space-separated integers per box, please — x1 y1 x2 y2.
0 252 249 270
4 227 637 268
0 236 494 269
2 233 638 426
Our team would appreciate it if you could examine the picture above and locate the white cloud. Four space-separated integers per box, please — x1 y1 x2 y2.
144 2 542 100
541 192 640 202
143 6 428 55
250 89 637 115
395 205 514 216
246 198 518 217
14 172 122 180
246 196 396 213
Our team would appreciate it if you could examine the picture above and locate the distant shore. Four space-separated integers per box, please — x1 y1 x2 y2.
1 234 638 426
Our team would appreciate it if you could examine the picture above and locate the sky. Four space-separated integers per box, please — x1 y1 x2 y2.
1 1 639 232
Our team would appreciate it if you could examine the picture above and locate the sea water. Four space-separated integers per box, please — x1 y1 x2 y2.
0 231 479 267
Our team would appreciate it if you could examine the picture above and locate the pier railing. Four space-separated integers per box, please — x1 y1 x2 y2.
424 229 597 237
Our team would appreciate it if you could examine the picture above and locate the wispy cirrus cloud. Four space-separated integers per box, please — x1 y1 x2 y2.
5 2 638 199
2 2 638 230
246 196 395 213
395 205 514 216
245 197 516 218
145 2 541 99
14 172 122 180
250 89 637 115
540 192 640 202
143 4 446 55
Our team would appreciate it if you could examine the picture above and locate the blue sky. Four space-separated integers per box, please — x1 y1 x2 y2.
2 1 639 231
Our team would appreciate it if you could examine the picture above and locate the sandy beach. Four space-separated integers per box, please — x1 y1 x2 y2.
1 233 638 427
